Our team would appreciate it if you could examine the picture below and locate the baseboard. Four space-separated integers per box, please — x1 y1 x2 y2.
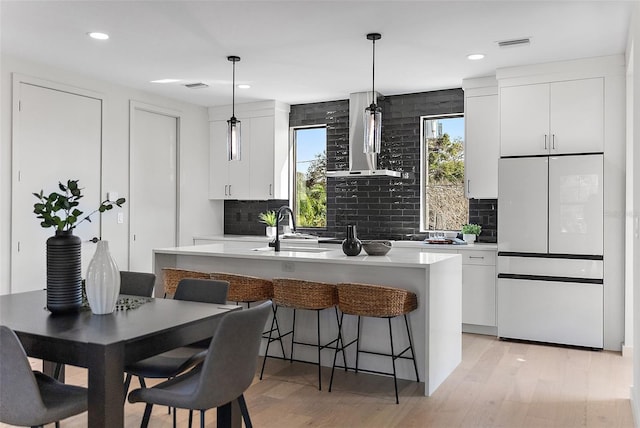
631 385 640 427
462 323 497 336
623 345 634 358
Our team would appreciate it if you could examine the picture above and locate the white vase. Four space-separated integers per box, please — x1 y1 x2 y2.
266 226 277 238
463 233 476 244
85 240 121 315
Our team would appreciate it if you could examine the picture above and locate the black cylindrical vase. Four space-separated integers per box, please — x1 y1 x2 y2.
46 230 82 313
342 225 362 256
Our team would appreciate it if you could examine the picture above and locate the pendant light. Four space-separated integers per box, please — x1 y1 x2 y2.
227 55 241 161
364 33 382 154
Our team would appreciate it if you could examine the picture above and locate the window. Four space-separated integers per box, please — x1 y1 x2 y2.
421 114 468 231
291 126 327 228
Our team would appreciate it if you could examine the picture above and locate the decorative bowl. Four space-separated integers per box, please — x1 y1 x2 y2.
361 240 392 256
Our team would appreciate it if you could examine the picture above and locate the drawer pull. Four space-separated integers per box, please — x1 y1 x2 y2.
468 256 485 259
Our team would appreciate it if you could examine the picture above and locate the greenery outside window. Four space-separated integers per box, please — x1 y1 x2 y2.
421 114 468 231
291 126 327 228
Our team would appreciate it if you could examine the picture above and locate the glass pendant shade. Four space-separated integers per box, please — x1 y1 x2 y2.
227 116 241 161
227 55 241 161
364 103 382 154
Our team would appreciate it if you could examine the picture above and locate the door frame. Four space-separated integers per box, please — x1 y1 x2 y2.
11 73 105 290
128 100 181 270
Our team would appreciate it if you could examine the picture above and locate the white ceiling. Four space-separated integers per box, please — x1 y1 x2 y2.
0 1 633 107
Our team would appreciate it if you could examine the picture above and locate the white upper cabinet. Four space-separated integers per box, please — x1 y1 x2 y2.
208 101 290 200
500 78 604 157
463 78 499 199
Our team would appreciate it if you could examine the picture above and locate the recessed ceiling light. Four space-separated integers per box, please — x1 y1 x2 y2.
88 32 109 40
467 53 485 61
237 84 251 89
151 79 181 84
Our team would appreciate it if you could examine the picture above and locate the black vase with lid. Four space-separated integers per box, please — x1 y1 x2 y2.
46 230 83 314
342 225 362 256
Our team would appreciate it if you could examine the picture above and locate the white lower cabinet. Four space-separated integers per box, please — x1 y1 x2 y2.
422 247 496 333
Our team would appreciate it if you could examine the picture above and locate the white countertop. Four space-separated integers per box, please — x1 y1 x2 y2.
193 234 497 251
155 242 459 269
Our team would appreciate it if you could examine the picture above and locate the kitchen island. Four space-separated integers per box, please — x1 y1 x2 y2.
153 243 462 396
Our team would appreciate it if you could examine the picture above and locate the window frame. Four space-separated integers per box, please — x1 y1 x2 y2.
289 124 328 230
419 113 465 232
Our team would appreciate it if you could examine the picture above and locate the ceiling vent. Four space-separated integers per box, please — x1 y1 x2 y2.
497 38 530 48
185 82 209 89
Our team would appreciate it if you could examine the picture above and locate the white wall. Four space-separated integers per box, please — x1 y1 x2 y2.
630 2 640 425
0 54 224 295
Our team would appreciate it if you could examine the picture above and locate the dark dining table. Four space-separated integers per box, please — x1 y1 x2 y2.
0 290 240 428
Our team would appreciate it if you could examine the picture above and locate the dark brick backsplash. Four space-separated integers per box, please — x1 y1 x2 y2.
223 89 498 242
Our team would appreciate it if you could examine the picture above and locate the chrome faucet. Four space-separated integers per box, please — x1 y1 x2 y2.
268 206 297 252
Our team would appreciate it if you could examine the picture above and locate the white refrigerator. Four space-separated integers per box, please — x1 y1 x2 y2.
497 154 604 348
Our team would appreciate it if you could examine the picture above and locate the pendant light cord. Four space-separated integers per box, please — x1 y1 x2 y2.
232 59 236 117
372 37 376 99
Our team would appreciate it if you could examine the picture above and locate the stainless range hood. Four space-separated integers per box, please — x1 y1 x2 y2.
326 92 410 179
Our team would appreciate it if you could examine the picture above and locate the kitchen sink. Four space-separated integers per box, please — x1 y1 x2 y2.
251 246 331 253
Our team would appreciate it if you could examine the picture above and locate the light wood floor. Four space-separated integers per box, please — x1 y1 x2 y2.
2 333 634 427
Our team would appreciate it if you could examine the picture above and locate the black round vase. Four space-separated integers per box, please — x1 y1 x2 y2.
342 225 362 256
46 230 83 313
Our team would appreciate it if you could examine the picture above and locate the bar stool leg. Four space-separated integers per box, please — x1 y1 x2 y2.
316 309 322 390
355 316 362 373
388 317 399 405
404 314 420 382
260 305 278 380
335 307 347 370
290 309 297 364
273 306 287 358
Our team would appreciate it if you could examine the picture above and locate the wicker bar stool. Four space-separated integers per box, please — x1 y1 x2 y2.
329 282 420 404
209 272 287 358
260 278 342 390
162 268 209 298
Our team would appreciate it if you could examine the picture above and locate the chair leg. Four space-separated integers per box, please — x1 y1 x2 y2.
173 406 177 427
355 316 362 373
123 373 132 403
55 423 60 428
260 305 278 380
141 403 153 428
237 394 253 428
290 309 297 363
404 314 420 382
200 409 205 428
272 305 287 358
388 317 399 404
138 376 147 388
188 409 193 428
316 309 322 390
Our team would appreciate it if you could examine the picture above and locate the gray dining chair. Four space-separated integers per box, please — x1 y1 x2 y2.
120 271 156 297
128 300 272 428
123 278 229 425
0 325 88 428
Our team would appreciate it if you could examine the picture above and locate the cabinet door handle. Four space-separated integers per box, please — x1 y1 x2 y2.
269 184 272 196
467 179 471 195
552 134 556 150
468 256 485 259
544 134 547 150
228 185 232 196
224 185 228 196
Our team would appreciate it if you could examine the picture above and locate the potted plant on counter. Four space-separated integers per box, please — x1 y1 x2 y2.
461 223 481 244
258 210 281 238
33 179 125 314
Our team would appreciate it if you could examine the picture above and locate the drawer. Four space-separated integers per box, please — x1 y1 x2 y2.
461 250 496 266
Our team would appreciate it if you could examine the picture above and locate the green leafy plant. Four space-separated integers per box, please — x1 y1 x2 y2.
461 223 482 235
258 210 281 227
33 179 126 231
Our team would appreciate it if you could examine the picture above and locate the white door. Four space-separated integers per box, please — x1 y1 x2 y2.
548 154 603 255
497 157 548 253
465 94 499 198
12 80 102 293
549 78 604 154
130 104 178 273
500 83 550 157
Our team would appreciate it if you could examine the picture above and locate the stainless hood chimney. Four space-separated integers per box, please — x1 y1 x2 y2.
326 92 410 178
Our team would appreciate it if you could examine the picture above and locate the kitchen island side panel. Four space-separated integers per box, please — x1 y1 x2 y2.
153 250 461 396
